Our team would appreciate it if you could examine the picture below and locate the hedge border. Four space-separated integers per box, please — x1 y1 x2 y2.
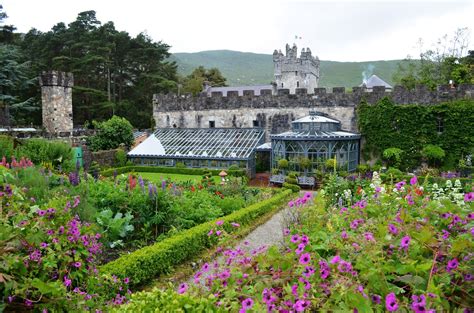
379 174 473 185
100 189 293 286
101 166 247 178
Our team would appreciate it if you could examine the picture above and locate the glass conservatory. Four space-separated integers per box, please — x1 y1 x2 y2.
128 128 265 177
270 111 360 173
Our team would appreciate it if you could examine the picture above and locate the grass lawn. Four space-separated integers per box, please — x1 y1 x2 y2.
137 172 222 184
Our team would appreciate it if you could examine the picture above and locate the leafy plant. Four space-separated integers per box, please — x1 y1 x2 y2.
422 144 446 166
95 210 134 248
87 116 134 151
383 147 404 168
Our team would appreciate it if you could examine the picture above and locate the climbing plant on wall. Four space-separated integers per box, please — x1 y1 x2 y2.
357 97 474 170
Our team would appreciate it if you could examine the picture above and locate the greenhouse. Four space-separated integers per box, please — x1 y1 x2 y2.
128 128 265 177
270 111 360 174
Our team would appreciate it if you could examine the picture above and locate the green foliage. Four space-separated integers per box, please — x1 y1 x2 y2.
0 135 14 160
101 166 247 178
100 190 291 286
87 116 134 151
16 138 73 171
358 98 474 170
422 144 446 166
282 182 301 192
383 147 404 168
114 149 127 167
182 66 228 95
277 159 289 169
325 158 337 171
385 167 403 179
112 287 221 312
299 157 311 170
393 28 473 89
175 162 186 168
17 11 177 128
95 210 134 248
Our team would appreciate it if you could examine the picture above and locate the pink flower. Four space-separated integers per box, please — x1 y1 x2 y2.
207 229 214 236
231 222 240 228
299 253 311 265
283 228 290 236
291 234 300 243
388 224 398 235
330 255 340 264
123 277 130 284
386 292 398 311
464 192 474 202
216 220 224 226
410 176 418 186
400 235 411 251
216 230 222 236
177 283 188 294
241 298 254 309
341 230 348 239
73 262 82 268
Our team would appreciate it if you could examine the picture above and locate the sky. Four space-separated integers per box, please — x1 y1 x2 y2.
3 0 474 61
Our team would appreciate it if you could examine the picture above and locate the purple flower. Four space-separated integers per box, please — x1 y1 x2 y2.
319 260 330 279
37 209 46 216
231 222 240 228
337 260 353 273
207 229 213 236
411 295 427 313
410 176 418 185
330 255 340 264
202 263 209 272
446 258 459 272
40 242 48 248
288 200 295 207
73 262 82 268
464 192 474 202
25 299 32 307
341 230 348 239
216 230 222 236
388 224 399 235
8 295 14 303
242 298 254 309
124 277 130 284
371 294 381 304
293 299 310 312
283 228 290 236
400 235 411 251
64 276 72 287
299 253 311 265
385 292 398 312
364 232 375 242
178 283 188 294
291 234 300 243
216 220 224 226
302 266 315 277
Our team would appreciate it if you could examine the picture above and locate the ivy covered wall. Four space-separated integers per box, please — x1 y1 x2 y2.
357 98 474 170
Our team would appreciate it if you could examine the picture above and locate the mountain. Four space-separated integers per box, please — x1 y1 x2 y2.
171 50 406 88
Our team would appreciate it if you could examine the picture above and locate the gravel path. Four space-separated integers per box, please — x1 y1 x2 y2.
187 191 316 282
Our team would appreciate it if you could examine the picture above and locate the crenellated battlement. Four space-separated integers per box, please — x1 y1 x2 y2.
152 83 473 141
153 84 474 112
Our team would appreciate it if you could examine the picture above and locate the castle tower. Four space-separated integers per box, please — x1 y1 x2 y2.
39 71 74 134
273 43 320 94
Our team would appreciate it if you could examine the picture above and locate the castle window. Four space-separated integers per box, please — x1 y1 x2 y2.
295 71 298 76
437 117 444 134
253 120 260 127
209 121 215 128
297 81 300 88
281 83 284 88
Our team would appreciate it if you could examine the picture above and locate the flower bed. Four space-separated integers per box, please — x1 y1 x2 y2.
101 166 247 178
100 189 292 286
113 176 473 312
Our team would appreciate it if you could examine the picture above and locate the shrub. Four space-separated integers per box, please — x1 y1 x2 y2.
0 135 15 161
100 190 292 286
325 158 337 171
101 166 247 178
385 167 403 179
282 182 301 192
175 162 186 168
16 138 74 171
422 144 446 166
382 147 404 168
277 159 289 171
115 149 128 167
87 116 134 151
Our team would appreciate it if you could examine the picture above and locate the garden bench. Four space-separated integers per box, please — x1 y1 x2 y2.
269 174 285 186
297 176 316 189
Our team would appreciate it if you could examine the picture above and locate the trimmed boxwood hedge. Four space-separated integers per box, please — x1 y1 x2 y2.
101 166 247 177
379 174 473 186
100 189 292 286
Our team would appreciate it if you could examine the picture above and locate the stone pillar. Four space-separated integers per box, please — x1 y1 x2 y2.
39 71 73 134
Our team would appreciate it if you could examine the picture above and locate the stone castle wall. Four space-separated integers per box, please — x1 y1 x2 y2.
40 71 74 134
153 84 474 141
153 85 474 139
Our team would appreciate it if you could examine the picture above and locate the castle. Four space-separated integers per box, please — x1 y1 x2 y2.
153 44 474 141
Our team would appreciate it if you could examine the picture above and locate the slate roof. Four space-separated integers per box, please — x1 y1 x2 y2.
360 74 392 89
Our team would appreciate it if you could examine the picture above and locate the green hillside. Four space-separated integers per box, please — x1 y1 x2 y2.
172 50 406 88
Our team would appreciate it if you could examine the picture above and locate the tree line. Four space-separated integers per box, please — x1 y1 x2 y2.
0 6 227 128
